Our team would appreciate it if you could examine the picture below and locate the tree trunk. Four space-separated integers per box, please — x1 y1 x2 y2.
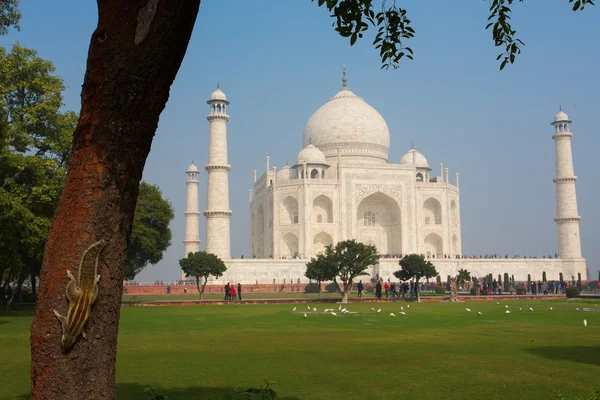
415 282 420 303
200 277 207 300
29 1 201 398
317 279 321 298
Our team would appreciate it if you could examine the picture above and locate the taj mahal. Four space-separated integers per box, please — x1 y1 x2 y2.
182 70 587 284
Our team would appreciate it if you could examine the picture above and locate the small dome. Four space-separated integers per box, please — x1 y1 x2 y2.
277 165 296 180
210 88 227 101
400 148 430 169
296 144 327 165
554 110 569 122
187 163 199 172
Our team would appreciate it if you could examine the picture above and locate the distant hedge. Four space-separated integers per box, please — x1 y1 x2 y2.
304 283 320 293
325 283 339 293
566 286 580 298
435 286 446 295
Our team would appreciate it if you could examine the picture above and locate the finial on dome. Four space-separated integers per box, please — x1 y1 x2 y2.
217 82 220 89
411 142 414 149
559 105 562 112
342 64 347 89
286 160 288 166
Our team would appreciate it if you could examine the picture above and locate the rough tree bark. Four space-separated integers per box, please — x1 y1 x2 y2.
30 1 201 398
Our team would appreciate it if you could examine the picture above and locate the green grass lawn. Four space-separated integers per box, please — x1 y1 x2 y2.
1 298 599 399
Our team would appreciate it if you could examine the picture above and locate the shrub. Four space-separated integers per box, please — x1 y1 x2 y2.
436 275 441 285
470 287 478 296
566 286 580 298
435 285 446 294
366 285 374 293
503 273 510 292
304 283 320 293
543 271 547 282
515 285 526 295
587 280 599 290
559 273 564 283
325 282 339 293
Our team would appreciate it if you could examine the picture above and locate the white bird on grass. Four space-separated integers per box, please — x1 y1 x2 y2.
370 307 375 311
313 308 317 313
377 308 382 313
304 313 307 318
465 308 471 312
339 305 342 311
331 312 337 316
307 305 311 310
519 308 522 311
293 307 296 312
584 320 588 327
341 308 347 312
389 313 396 317
401 306 404 311
400 311 406 315
550 307 553 311
529 308 534 312
496 302 500 305
505 310 511 314
477 312 482 316
505 305 509 309
576 308 580 311
407 305 410 309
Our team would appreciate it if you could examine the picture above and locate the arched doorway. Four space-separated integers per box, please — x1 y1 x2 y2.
424 232 443 258
356 192 401 255
282 196 298 225
282 233 299 258
313 232 333 256
423 197 442 225
313 195 333 224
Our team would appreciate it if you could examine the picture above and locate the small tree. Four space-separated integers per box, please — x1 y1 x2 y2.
436 275 442 285
577 273 582 289
179 251 227 300
527 274 532 292
394 254 438 302
559 272 564 284
511 274 515 286
543 271 547 282
305 254 338 298
451 268 471 302
503 273 510 292
316 240 379 303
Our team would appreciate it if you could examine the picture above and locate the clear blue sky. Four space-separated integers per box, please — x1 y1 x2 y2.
2 1 598 282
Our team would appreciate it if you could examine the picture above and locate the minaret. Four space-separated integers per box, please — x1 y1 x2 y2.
551 109 582 259
204 86 232 259
183 163 201 280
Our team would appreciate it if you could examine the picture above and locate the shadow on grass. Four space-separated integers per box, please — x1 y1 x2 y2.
116 383 303 400
525 346 600 366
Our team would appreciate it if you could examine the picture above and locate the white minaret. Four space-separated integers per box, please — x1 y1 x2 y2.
551 109 582 259
204 86 232 259
183 163 201 280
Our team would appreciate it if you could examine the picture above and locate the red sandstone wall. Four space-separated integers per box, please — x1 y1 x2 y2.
124 283 311 295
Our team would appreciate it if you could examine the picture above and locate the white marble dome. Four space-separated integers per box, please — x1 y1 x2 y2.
400 148 430 169
303 88 390 163
554 110 569 122
296 144 327 165
187 163 199 172
277 165 296 180
210 88 227 101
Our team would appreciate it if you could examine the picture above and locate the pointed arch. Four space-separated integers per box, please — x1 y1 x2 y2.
313 232 333 256
452 234 459 256
423 197 442 225
257 205 265 258
357 192 401 255
313 194 333 223
282 196 299 225
281 233 299 258
424 232 443 258
451 200 457 227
